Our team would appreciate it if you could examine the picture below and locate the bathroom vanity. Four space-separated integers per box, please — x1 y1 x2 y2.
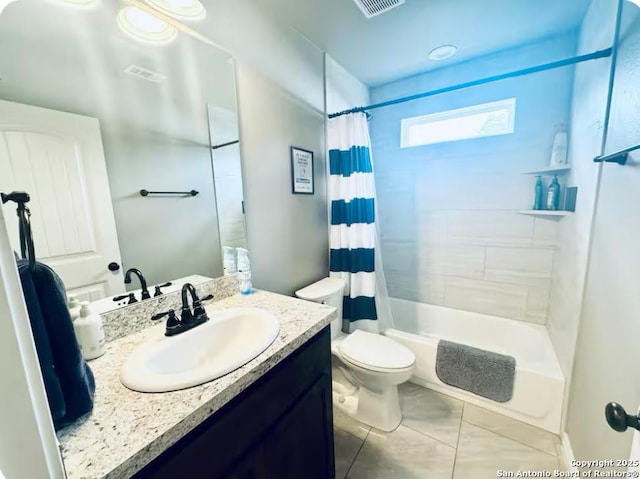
57 286 337 479
136 327 333 479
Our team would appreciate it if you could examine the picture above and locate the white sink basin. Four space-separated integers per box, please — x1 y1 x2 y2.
120 307 280 393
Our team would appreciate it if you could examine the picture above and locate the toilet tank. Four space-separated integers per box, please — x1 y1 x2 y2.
295 277 345 339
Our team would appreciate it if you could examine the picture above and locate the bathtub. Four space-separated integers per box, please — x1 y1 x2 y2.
385 298 564 433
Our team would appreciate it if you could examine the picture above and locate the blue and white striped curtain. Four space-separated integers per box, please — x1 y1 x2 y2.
328 113 378 333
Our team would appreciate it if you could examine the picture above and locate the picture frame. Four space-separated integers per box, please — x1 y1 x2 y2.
290 146 314 195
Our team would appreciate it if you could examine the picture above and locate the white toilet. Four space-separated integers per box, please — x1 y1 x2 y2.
296 277 415 432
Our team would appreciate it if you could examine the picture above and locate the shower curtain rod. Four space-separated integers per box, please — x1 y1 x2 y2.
328 48 613 119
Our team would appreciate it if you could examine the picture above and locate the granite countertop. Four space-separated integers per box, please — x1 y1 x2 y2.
57 290 336 479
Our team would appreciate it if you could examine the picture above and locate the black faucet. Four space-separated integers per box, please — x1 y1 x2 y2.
124 268 151 300
180 283 208 324
149 284 214 336
166 284 211 336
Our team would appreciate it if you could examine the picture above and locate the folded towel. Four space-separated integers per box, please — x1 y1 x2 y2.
17 260 95 430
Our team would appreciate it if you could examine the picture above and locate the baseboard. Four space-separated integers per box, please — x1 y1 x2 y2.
560 433 578 472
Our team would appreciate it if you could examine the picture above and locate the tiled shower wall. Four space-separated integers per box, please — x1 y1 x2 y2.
381 212 558 324
371 34 578 325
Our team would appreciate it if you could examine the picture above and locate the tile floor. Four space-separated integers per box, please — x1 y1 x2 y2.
334 382 564 479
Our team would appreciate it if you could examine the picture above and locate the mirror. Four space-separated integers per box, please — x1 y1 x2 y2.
208 104 247 251
0 0 246 303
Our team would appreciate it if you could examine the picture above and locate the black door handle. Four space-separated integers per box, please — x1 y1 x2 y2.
108 262 120 272
605 402 640 432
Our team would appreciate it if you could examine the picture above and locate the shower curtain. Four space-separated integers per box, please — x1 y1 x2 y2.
327 112 393 334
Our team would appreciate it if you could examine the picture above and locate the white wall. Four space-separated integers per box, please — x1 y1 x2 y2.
566 0 640 462
370 34 577 324
203 0 325 114
546 0 617 383
236 64 329 295
102 125 224 285
325 55 371 114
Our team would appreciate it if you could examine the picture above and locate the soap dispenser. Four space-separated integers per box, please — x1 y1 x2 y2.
74 302 106 361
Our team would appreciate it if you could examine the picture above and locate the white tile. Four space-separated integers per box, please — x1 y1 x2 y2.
447 212 535 247
415 211 448 244
334 427 364 479
399 383 463 447
533 217 559 248
417 244 486 280
445 277 528 320
381 241 418 273
379 209 417 241
485 247 554 287
453 422 560 479
462 404 561 456
415 158 532 211
526 285 551 325
385 269 446 305
348 425 456 479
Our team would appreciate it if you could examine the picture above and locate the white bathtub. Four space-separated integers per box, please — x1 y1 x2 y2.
385 298 564 433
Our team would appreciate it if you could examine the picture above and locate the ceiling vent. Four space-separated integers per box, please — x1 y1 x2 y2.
123 64 166 83
351 0 405 18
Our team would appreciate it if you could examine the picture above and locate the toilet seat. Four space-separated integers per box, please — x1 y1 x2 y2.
338 330 415 373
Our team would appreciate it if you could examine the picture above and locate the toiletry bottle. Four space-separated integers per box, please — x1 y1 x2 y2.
533 176 545 210
74 302 106 360
68 295 82 321
223 246 237 275
236 248 253 295
546 176 561 211
550 123 568 167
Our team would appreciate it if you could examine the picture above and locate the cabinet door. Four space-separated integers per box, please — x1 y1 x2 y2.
262 374 334 479
226 450 264 479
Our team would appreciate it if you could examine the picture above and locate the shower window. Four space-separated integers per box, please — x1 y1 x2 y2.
400 97 516 148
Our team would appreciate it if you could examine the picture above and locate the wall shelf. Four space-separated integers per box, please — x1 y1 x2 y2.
518 210 573 217
522 166 571 176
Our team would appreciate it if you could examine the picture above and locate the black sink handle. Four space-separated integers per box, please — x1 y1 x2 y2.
605 402 640 432
151 310 171 321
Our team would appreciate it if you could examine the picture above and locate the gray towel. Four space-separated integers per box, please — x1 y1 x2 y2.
435 340 515 403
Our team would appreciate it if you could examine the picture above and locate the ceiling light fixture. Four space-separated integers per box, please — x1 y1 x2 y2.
428 45 458 62
58 0 98 5
0 0 17 16
144 0 206 21
627 0 640 6
117 6 178 44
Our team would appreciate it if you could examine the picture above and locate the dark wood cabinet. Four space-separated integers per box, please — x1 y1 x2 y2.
135 327 334 479
262 375 334 479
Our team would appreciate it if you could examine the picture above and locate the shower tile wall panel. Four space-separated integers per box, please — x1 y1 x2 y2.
371 34 577 325
380 212 557 325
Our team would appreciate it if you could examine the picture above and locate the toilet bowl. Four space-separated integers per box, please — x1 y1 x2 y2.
296 277 415 432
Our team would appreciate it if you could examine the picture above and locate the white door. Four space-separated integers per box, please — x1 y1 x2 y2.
0 99 124 300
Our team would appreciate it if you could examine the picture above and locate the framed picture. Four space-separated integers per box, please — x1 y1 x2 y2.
291 147 314 194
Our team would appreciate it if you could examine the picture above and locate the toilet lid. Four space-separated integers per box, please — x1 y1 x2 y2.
339 330 415 371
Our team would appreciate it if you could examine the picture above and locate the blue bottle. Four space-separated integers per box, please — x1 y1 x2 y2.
533 176 545 210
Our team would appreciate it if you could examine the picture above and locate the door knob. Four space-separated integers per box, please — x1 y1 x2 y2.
108 262 120 272
605 402 640 432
